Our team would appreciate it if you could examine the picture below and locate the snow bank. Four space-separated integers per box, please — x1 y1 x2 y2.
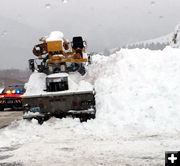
86 47 180 136
1 47 180 165
24 72 47 96
6 47 180 137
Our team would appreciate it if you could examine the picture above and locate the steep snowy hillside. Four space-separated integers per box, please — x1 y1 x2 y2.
126 33 173 50
126 23 180 50
1 47 180 166
170 23 180 48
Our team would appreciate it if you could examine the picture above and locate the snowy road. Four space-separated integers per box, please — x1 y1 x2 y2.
0 118 180 166
1 48 180 166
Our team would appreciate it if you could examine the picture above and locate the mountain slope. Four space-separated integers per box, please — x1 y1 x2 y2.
125 23 180 50
126 33 173 50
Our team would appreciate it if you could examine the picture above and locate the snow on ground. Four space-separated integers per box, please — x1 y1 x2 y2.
1 47 180 165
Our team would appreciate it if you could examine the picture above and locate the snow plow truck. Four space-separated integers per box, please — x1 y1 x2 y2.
23 31 96 124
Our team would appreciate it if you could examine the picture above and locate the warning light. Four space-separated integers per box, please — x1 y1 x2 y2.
6 90 11 94
12 90 16 94
0 95 4 98
16 89 21 94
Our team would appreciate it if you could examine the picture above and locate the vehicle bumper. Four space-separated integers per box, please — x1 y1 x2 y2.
0 98 22 108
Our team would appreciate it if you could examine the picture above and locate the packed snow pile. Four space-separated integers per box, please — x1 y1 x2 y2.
85 47 180 134
24 72 46 96
170 23 180 48
1 47 180 165
4 46 180 136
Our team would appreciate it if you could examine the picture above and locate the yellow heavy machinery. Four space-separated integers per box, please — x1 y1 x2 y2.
23 32 96 123
30 33 90 75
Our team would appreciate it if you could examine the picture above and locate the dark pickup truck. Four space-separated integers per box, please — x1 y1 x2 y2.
0 85 25 111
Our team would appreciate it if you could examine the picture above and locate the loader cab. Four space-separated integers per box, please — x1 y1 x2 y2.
72 36 86 49
46 73 69 92
71 36 87 59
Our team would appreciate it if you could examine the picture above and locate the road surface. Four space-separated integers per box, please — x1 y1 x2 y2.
0 111 23 128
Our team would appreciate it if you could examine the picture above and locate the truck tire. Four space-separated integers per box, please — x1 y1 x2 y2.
79 114 95 122
0 106 4 111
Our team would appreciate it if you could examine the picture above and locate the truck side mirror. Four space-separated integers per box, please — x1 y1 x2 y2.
83 41 87 48
29 59 35 72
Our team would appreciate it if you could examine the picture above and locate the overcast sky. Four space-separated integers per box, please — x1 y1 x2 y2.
0 0 180 69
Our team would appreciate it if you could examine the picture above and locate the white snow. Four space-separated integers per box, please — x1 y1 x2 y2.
127 33 173 50
24 71 93 97
46 31 64 42
46 73 69 78
139 33 173 45
126 23 180 50
1 47 180 165
24 72 47 96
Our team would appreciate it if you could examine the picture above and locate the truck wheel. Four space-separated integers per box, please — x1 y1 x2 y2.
12 106 23 111
79 116 87 122
12 106 18 111
79 114 95 122
90 114 96 120
0 106 4 111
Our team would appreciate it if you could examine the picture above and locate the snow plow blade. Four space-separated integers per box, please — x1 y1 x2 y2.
22 90 96 123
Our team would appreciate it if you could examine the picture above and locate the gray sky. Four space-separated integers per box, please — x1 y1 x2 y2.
0 0 180 69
